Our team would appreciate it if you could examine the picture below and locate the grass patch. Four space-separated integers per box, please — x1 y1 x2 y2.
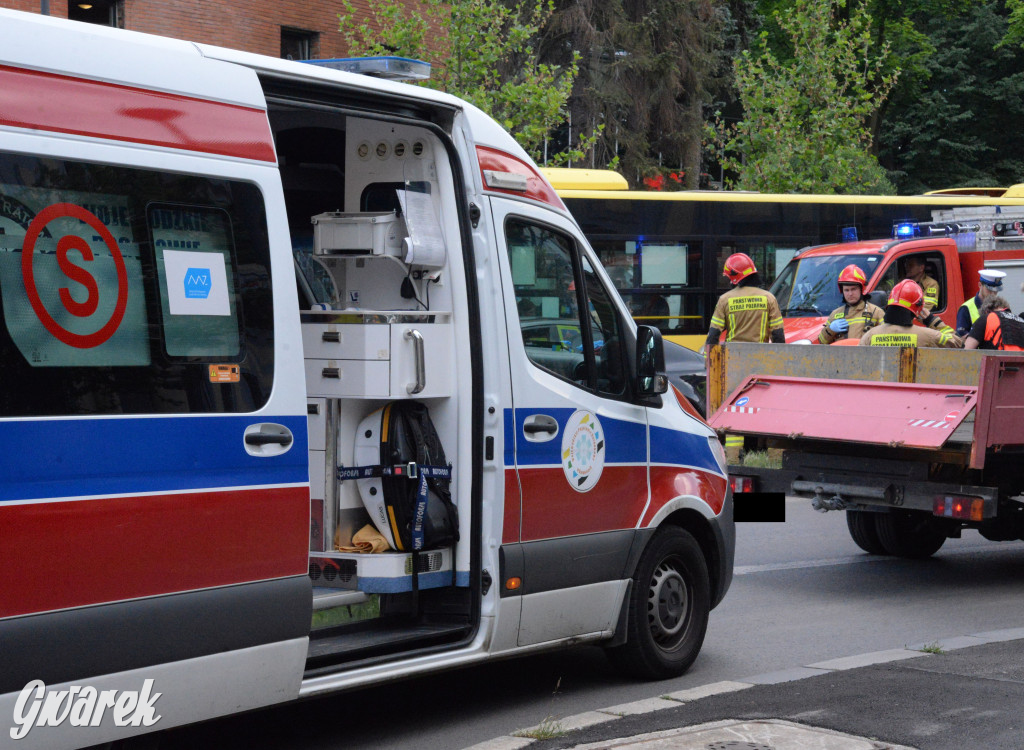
917 642 945 654
514 716 567 740
741 450 782 469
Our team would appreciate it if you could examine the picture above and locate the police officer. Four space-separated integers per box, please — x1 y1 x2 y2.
964 295 1024 351
902 256 940 316
956 269 1006 336
701 253 785 354
818 264 884 344
859 279 961 348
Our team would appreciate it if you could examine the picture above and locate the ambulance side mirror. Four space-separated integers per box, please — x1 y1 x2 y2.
636 326 668 396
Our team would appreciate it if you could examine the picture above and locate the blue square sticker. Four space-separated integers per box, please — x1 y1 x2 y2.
184 268 212 299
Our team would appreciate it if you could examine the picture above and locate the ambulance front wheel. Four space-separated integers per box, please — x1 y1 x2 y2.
606 526 710 680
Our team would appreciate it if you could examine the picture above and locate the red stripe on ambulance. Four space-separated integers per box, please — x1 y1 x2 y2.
644 466 727 525
518 465 648 540
0 64 276 162
0 486 309 619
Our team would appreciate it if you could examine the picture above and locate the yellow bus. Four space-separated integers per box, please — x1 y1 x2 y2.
543 168 1024 349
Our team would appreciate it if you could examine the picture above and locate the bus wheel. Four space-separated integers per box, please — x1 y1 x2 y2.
846 510 886 554
606 527 709 680
875 510 946 558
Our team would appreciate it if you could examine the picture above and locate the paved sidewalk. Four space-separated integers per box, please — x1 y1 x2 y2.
466 628 1024 750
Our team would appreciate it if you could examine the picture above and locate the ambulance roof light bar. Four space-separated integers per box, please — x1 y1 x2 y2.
302 56 431 81
892 221 981 239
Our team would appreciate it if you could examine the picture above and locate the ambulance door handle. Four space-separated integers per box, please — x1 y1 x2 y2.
243 423 294 457
405 328 426 394
523 415 558 442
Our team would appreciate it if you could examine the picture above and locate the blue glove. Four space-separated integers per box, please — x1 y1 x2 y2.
829 318 849 334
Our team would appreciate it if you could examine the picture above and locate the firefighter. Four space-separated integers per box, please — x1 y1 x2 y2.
818 264 884 344
964 295 1024 351
859 279 961 348
956 269 1006 336
701 253 785 354
902 256 940 316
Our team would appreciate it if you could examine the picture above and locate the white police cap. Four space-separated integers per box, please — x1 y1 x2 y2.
979 269 1006 289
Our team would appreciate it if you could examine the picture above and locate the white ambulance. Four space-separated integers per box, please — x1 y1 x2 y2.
0 9 733 748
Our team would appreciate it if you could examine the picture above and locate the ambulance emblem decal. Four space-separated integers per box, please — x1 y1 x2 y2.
561 410 605 493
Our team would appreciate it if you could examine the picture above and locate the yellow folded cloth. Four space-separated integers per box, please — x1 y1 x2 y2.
335 523 391 553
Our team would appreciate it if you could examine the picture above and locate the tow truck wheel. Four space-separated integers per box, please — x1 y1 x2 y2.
606 526 710 680
875 510 946 558
846 510 887 554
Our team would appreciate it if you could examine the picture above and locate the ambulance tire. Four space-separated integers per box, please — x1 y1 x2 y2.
846 510 886 555
875 510 946 558
606 526 710 680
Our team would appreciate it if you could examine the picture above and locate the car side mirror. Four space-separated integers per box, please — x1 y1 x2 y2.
636 325 668 395
867 290 887 308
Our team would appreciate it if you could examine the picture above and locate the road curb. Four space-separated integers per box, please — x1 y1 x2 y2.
462 627 1024 750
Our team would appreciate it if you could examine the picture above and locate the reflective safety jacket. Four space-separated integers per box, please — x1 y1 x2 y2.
818 299 884 344
710 286 784 343
956 294 982 336
909 272 940 315
859 320 962 348
967 310 1024 351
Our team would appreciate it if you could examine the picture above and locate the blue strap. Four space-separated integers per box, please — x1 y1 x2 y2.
337 463 451 482
411 473 429 551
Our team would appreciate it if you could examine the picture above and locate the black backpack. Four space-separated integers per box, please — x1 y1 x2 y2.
379 401 459 552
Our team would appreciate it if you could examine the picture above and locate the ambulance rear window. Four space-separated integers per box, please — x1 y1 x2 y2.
0 152 273 416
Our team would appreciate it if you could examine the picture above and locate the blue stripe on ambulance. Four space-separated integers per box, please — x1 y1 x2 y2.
649 424 723 476
505 407 646 466
0 415 308 502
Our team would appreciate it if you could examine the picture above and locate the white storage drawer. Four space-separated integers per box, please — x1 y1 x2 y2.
388 323 452 398
301 323 390 361
300 313 453 399
304 359 391 398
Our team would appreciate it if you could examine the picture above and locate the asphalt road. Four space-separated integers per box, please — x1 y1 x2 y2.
160 498 1024 750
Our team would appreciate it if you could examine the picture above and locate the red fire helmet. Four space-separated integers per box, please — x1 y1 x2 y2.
722 253 757 285
837 264 867 294
888 279 924 315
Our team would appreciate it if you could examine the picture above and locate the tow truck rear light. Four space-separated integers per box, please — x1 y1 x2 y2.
730 475 756 494
476 146 566 210
933 495 984 522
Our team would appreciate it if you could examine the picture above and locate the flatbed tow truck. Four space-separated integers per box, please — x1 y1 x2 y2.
708 343 1024 557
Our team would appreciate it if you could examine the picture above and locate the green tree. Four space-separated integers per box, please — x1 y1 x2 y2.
716 0 897 193
540 0 742 187
879 0 1024 191
757 0 978 150
339 0 591 163
1005 0 1024 48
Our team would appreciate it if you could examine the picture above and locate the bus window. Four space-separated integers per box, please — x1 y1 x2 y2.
558 187 1024 348
590 237 705 338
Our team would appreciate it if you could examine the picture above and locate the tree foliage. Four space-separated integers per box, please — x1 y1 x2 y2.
540 0 741 187
878 0 1024 191
339 0 591 164
716 0 897 193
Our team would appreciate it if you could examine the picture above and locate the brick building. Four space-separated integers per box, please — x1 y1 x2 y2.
0 0 395 60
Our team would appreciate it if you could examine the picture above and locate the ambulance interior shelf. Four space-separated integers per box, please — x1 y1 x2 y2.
307 395 458 595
